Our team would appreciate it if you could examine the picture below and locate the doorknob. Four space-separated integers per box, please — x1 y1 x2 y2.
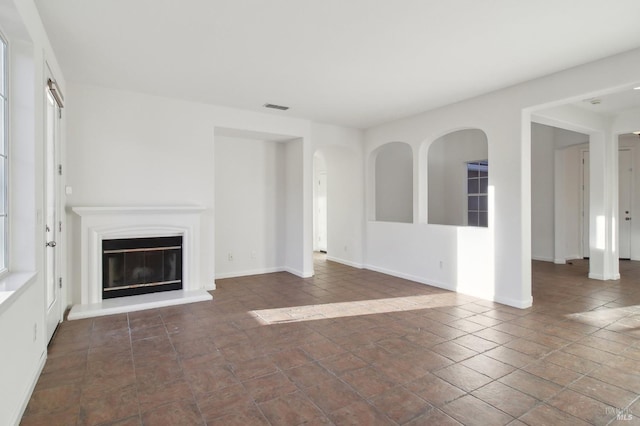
46 241 57 247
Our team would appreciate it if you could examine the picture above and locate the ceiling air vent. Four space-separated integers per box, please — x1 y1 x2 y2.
263 103 290 111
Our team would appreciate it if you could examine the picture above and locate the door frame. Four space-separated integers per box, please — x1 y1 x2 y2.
44 66 64 343
580 147 635 261
618 148 633 259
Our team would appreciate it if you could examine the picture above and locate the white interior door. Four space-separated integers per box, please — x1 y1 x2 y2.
45 86 62 343
582 151 590 258
316 172 327 252
619 149 632 259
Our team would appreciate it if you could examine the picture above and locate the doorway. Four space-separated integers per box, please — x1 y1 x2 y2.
619 148 632 259
313 152 327 253
581 148 633 260
45 75 63 343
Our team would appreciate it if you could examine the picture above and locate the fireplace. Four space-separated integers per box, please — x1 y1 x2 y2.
69 206 213 320
102 236 183 299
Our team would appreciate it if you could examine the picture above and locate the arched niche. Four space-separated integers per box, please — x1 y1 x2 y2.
427 129 488 227
372 142 413 223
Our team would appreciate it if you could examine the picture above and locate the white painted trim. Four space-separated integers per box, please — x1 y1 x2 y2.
71 206 207 312
532 255 554 262
0 272 37 316
68 289 212 320
566 254 583 260
364 263 456 292
215 267 285 280
589 271 621 280
11 350 46 426
71 206 207 215
553 258 566 264
285 267 314 278
494 294 533 309
364 263 533 309
325 256 364 269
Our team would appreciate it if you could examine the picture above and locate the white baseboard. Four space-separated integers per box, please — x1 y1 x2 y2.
215 267 285 280
12 350 46 426
589 272 621 280
326 256 364 269
284 267 313 278
493 294 533 309
364 263 532 309
363 263 456 292
532 255 554 262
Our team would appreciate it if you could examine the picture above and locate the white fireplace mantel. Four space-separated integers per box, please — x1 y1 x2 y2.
68 205 212 320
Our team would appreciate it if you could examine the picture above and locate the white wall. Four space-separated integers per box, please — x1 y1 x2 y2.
214 136 285 278
560 143 585 260
0 0 67 424
284 139 306 276
374 142 413 223
428 129 488 226
66 85 217 294
531 123 555 260
66 84 332 293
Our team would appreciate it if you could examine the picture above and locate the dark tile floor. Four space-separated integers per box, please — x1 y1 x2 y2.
20 256 640 425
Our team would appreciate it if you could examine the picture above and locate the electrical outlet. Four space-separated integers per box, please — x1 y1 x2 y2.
228 253 233 261
251 251 257 259
439 260 443 269
33 323 37 342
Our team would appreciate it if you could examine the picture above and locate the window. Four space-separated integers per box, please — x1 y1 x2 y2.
0 34 6 271
467 160 488 227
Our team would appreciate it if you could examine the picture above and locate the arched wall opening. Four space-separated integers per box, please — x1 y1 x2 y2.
426 129 489 227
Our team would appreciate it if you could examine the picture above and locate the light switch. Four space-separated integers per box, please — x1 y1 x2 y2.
65 185 73 195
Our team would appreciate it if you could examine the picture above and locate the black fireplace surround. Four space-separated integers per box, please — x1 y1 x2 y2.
102 236 183 299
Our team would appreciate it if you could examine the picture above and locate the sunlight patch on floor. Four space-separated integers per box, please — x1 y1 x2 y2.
564 305 640 329
249 293 463 324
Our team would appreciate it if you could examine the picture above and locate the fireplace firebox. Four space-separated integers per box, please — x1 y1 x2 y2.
102 236 183 299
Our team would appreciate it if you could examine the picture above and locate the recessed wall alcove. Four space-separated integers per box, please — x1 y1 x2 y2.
370 142 414 223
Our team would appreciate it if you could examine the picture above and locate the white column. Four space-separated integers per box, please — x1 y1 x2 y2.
588 132 619 279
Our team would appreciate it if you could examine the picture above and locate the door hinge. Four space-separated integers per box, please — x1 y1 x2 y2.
58 109 62 119
58 221 62 232
58 164 63 175
58 277 62 289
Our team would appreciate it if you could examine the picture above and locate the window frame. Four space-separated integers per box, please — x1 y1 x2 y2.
0 31 8 275
466 160 488 227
